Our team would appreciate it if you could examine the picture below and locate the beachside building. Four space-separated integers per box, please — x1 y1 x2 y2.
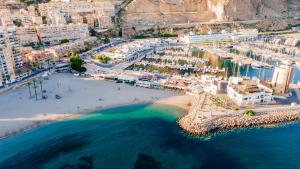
200 75 227 95
227 77 274 105
0 26 31 85
54 62 70 73
24 50 58 69
271 64 293 95
135 79 161 89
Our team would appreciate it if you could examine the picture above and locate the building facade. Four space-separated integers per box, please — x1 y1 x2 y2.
227 77 274 105
0 26 28 86
271 65 293 95
36 23 89 44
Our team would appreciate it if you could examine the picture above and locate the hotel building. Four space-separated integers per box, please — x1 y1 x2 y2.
271 64 293 95
227 77 274 105
0 26 30 86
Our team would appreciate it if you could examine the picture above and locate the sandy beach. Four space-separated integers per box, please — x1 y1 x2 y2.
0 73 193 138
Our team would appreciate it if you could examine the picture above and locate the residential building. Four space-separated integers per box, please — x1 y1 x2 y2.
38 1 116 16
183 32 232 45
200 75 228 95
227 77 274 105
45 37 97 57
183 29 258 44
38 1 116 28
0 26 30 86
31 16 43 25
271 64 293 95
15 27 39 46
232 29 258 42
24 50 57 68
36 23 89 44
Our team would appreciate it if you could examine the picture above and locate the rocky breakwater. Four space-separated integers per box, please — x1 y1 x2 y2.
178 107 300 135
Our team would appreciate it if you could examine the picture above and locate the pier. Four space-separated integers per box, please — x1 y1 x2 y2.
179 92 300 135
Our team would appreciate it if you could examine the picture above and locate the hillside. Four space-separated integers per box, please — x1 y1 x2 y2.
120 0 299 27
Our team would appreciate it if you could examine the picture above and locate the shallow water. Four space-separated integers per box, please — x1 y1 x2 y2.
0 103 300 169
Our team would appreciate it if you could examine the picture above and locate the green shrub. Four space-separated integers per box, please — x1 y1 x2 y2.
244 110 255 117
60 39 69 44
70 52 86 73
96 55 111 64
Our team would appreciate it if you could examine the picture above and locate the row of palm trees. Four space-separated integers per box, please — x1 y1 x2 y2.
27 78 44 101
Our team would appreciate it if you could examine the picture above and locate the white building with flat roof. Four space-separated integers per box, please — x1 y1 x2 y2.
227 77 274 105
183 29 258 44
183 32 233 44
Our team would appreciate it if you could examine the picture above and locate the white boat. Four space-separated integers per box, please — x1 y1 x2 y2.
297 81 300 89
251 62 262 69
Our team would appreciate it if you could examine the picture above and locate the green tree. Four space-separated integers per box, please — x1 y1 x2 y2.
32 78 38 101
103 36 110 44
84 41 93 51
13 19 23 27
27 82 32 98
60 39 69 44
70 52 87 73
42 16 47 24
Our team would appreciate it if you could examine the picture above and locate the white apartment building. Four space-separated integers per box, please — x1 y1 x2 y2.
232 29 258 42
36 23 89 44
15 27 39 46
227 77 274 105
183 29 258 44
38 1 115 28
200 75 227 95
47 13 68 25
38 1 115 16
45 37 97 57
183 32 233 44
70 13 84 24
0 26 28 86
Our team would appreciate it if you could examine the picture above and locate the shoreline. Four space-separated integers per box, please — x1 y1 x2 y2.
0 73 194 139
0 96 193 140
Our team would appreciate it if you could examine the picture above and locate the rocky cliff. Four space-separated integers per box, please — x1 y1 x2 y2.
120 0 299 27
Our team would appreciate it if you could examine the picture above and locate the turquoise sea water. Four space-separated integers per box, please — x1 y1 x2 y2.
1 104 300 169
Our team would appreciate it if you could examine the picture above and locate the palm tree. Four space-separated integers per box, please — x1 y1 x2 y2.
32 79 38 101
46 58 51 68
39 79 43 98
27 82 32 98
